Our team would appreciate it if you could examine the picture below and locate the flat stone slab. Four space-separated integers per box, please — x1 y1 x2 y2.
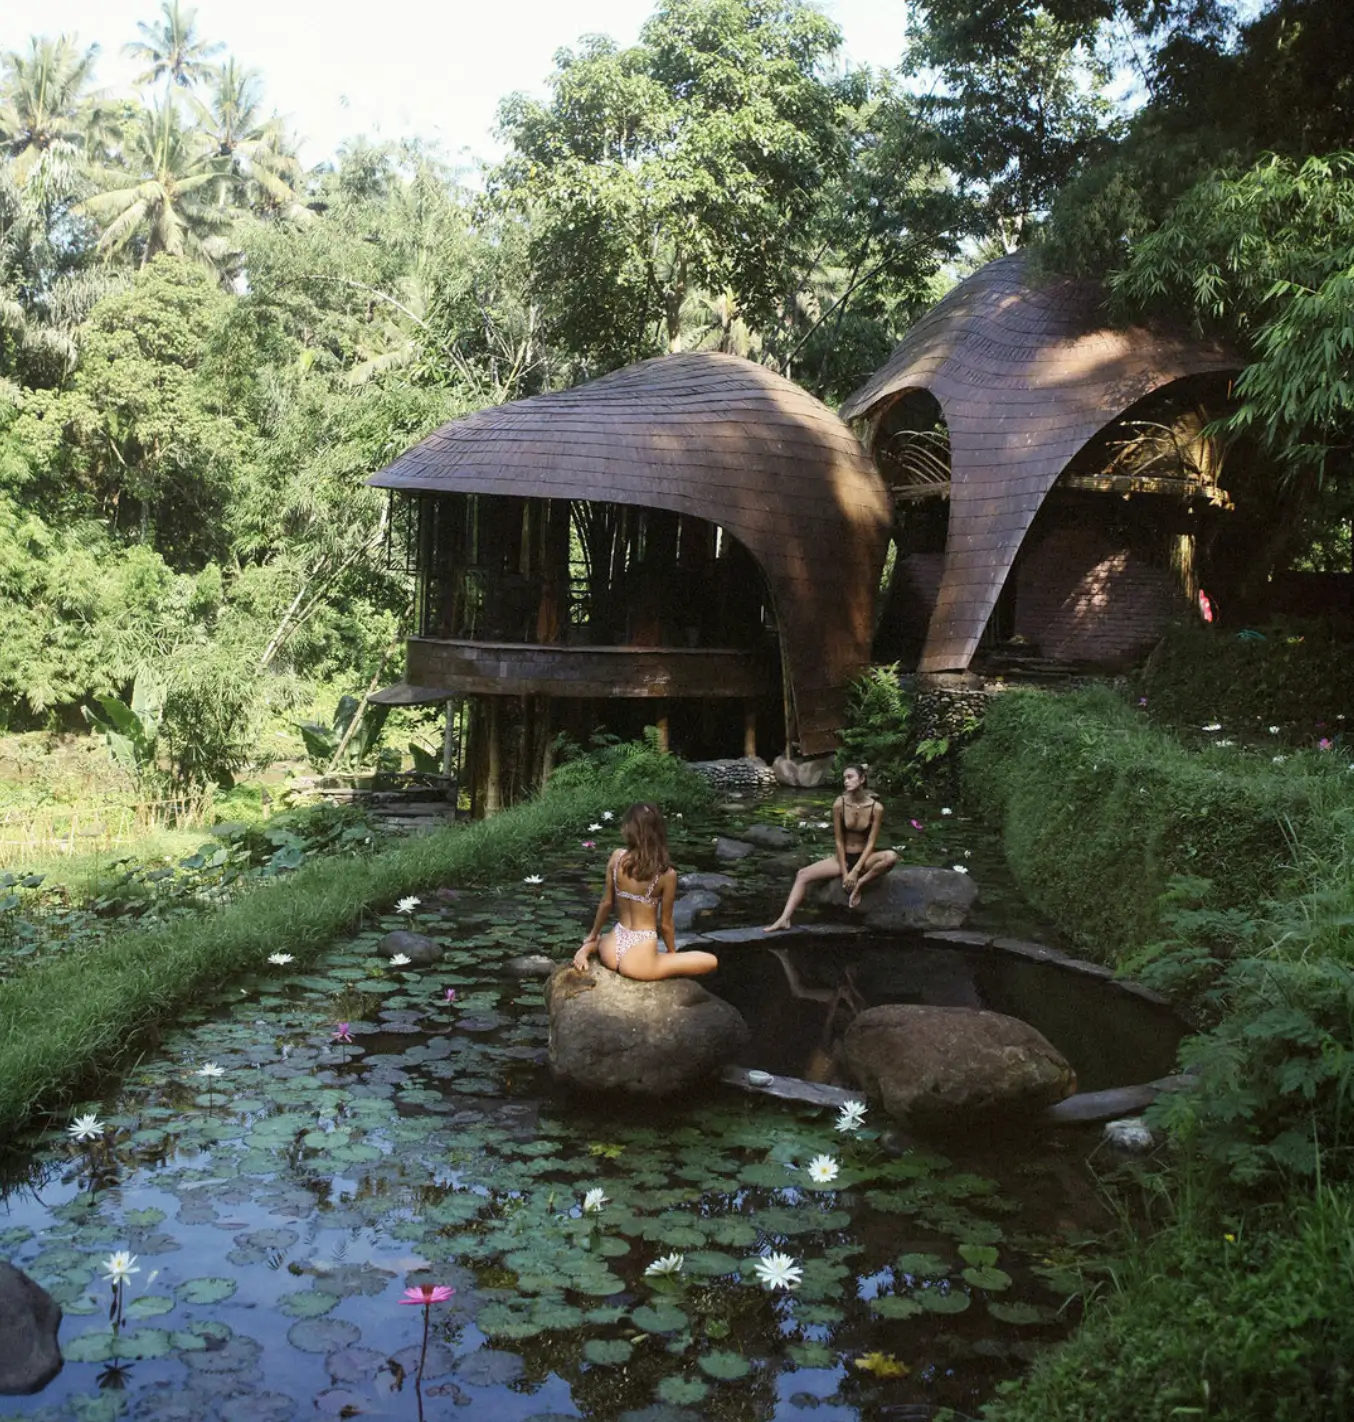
1045 1073 1194 1125
697 923 867 947
721 1065 862 1109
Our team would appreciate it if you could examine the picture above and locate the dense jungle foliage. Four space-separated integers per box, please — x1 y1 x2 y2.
3 0 1353 785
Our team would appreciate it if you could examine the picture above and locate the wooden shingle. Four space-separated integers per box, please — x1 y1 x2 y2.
842 254 1239 672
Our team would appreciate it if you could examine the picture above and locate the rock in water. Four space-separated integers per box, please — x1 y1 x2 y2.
714 837 756 861
508 954 558 979
738 823 797 849
0 1262 61 1395
815 865 978 929
376 930 443 966
672 890 721 930
844 1005 1076 1131
678 872 737 892
545 965 749 1096
772 754 835 788
1102 1117 1155 1151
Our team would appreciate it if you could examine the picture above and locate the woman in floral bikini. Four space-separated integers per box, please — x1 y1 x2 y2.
572 802 719 980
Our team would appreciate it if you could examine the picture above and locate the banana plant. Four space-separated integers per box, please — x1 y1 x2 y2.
82 670 166 783
297 694 390 772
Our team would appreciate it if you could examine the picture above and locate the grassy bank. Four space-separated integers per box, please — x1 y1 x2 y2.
960 686 1354 1420
962 685 1343 962
0 746 711 1140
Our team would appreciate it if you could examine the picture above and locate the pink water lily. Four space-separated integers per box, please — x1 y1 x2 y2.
400 1284 455 1305
332 1023 353 1044
582 840 596 848
443 988 457 1003
909 819 923 831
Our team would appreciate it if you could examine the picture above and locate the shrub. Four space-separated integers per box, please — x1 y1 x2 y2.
545 729 714 816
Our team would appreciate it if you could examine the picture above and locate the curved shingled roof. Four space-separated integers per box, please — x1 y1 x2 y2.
840 253 1239 673
369 351 892 755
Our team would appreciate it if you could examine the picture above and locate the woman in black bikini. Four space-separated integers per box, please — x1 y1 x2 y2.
572 802 719 980
764 765 898 931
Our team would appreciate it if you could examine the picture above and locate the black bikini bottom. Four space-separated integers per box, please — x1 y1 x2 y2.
844 851 863 873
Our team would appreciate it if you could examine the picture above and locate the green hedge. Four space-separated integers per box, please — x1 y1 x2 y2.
962 686 1339 962
0 753 711 1139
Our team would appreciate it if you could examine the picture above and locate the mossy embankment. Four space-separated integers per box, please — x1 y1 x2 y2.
958 687 1354 1422
0 748 711 1141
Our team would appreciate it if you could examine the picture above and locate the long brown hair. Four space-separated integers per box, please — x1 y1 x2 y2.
619 802 671 883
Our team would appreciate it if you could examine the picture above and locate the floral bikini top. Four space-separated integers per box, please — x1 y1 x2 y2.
613 858 664 905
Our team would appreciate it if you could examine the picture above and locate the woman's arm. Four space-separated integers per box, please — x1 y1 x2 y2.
573 851 617 968
859 801 884 861
833 796 849 880
659 869 677 954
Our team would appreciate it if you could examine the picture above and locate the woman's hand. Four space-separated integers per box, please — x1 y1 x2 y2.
573 937 598 972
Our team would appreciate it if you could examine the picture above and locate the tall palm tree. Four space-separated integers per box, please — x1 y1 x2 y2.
192 60 307 219
78 101 229 268
0 34 111 183
124 1 223 91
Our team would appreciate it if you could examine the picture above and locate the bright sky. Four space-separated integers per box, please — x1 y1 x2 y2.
12 0 910 170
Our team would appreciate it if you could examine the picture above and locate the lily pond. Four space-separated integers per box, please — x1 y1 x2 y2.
0 797 1169 1421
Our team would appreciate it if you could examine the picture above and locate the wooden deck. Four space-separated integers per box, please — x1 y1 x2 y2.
397 637 765 699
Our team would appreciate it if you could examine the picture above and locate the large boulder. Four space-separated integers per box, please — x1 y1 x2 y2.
844 1005 1076 1131
815 866 977 930
0 1262 61 1395
678 872 736 892
714 837 756 861
545 965 749 1096
376 930 443 966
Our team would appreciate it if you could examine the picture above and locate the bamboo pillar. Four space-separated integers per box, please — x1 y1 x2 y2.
484 699 503 817
654 703 670 754
743 702 757 759
442 700 456 781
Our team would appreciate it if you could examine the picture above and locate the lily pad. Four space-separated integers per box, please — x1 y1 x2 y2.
656 1376 710 1404
915 1285 971 1314
681 1250 741 1277
287 1317 361 1353
870 1295 924 1320
177 1276 237 1305
895 1252 951 1279
699 1349 751 1381
786 1341 834 1367
963 1265 1013 1291
278 1289 339 1319
583 1337 634 1365
988 1300 1058 1325
631 1303 687 1333
126 1294 177 1319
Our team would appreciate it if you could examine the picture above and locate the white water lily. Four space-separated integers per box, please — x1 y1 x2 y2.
196 1063 225 1079
266 953 293 966
102 1251 139 1286
1203 722 1223 732
67 1113 105 1143
752 1252 802 1291
644 1253 685 1277
524 874 545 885
807 1154 840 1184
1269 726 1281 734
1273 755 1289 764
601 811 614 821
940 807 953 816
582 1187 609 1214
395 896 421 914
389 953 413 967
952 865 969 874
587 823 603 832
835 1100 867 1133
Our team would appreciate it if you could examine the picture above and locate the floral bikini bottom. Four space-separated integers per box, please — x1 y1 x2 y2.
612 922 658 963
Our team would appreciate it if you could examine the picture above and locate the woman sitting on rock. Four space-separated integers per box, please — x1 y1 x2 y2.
573 802 719 980
764 764 898 931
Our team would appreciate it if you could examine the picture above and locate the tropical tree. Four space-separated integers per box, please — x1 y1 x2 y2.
78 101 229 268
0 33 116 191
491 0 852 369
124 1 224 92
191 59 305 218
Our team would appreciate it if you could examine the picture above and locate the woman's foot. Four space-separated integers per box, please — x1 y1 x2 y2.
848 883 863 909
763 919 791 933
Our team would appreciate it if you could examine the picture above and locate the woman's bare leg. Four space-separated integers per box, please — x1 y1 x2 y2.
848 849 898 907
645 949 719 978
764 857 842 931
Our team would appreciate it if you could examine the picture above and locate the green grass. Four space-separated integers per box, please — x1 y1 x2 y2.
971 1179 1354 1422
0 776 694 1140
962 686 1347 962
